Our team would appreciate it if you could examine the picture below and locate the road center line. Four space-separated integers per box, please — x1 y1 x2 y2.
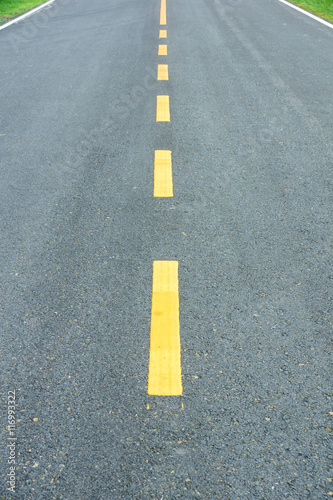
156 95 170 122
154 150 173 197
157 64 169 80
158 44 168 56
159 29 167 38
160 0 167 25
148 261 182 396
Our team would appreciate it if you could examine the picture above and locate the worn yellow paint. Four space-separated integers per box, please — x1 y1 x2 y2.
154 150 173 197
157 64 169 81
156 95 170 122
160 0 167 25
148 261 182 396
159 29 167 38
158 44 167 56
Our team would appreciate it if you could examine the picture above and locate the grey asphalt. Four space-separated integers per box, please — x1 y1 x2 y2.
0 0 332 497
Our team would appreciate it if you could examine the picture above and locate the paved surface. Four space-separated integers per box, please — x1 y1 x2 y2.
0 0 332 497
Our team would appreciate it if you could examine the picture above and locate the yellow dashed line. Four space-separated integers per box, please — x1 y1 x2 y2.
148 261 182 396
160 0 167 25
159 29 167 38
156 95 170 122
158 44 168 56
157 64 169 81
154 150 173 197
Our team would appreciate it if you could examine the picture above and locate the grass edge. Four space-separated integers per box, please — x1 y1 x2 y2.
0 0 52 26
284 0 333 23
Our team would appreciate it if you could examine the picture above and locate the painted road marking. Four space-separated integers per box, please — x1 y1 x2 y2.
159 29 167 38
158 44 168 55
156 96 170 121
148 261 182 396
160 0 167 25
0 0 55 31
154 150 173 197
279 0 333 29
157 64 169 81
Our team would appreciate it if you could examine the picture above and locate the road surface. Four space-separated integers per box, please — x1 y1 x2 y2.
0 0 332 497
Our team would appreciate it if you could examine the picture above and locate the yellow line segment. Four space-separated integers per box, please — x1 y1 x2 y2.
160 0 167 25
154 150 173 197
148 261 182 396
159 29 167 38
158 44 167 56
156 95 170 122
157 64 169 81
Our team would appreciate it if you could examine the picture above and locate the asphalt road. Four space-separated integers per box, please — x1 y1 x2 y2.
0 0 332 498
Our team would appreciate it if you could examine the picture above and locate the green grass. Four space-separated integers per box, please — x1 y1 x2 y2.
0 0 47 24
289 0 333 22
